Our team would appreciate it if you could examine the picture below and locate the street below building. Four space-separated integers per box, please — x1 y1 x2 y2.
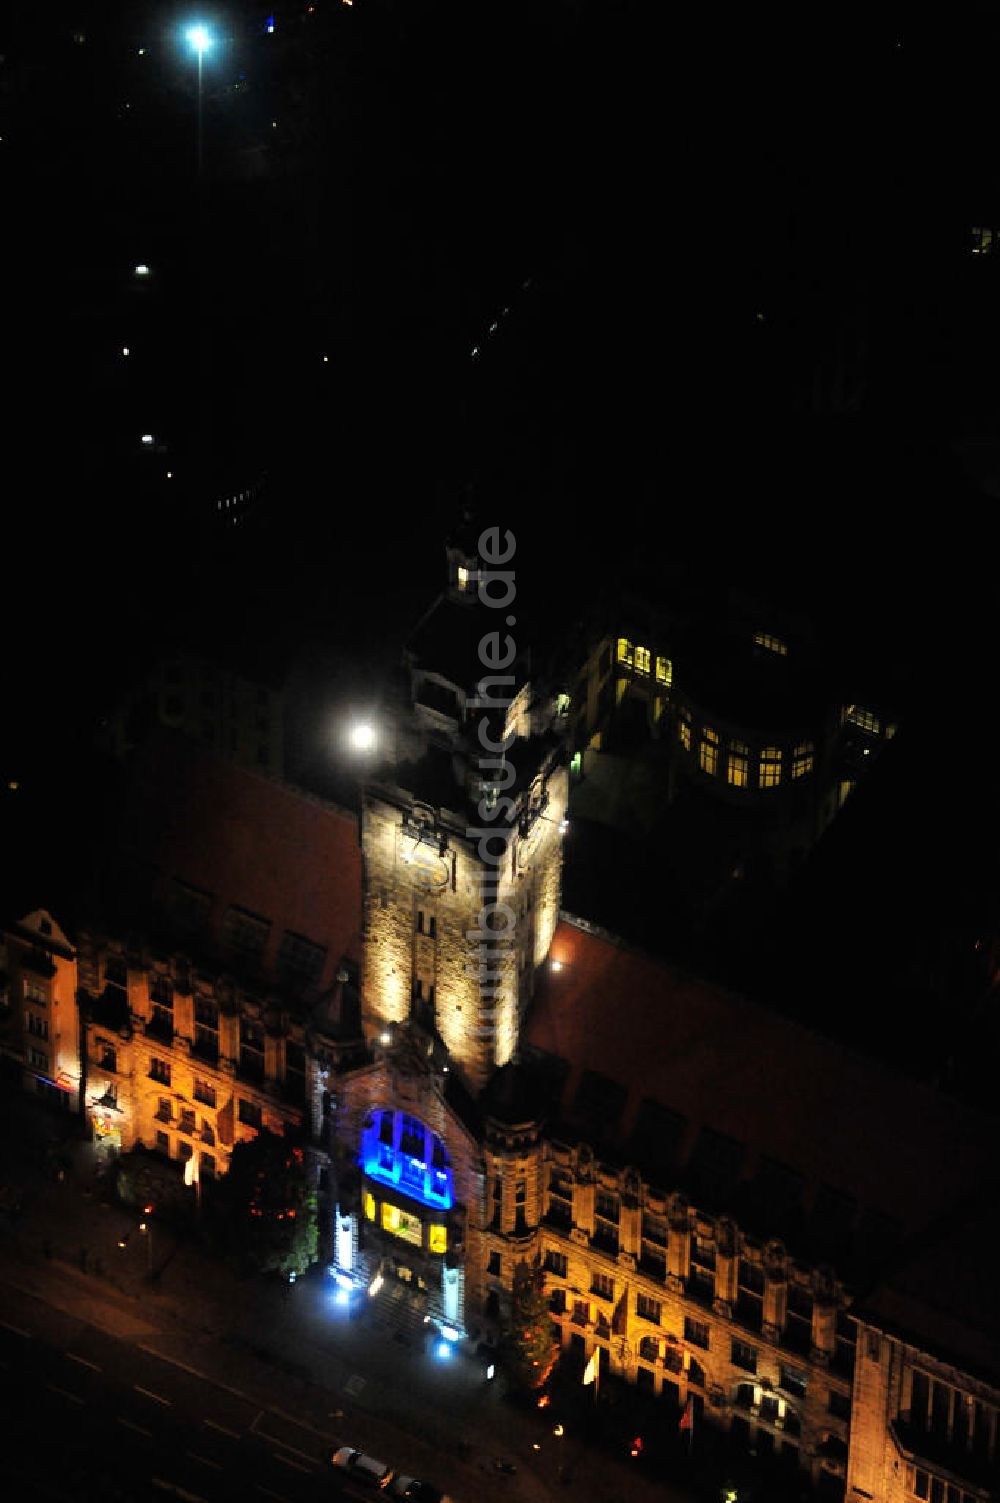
0 1093 702 1503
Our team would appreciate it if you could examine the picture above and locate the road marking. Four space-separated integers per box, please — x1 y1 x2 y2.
47 1383 84 1405
255 1430 317 1466
0 1319 30 1338
66 1352 101 1371
254 1489 290 1502
135 1384 172 1405
117 1417 152 1436
271 1453 312 1474
204 1418 240 1439
137 1343 253 1404
269 1406 334 1439
187 1453 223 1470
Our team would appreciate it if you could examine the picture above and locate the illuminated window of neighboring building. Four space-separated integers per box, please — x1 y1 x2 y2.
843 704 880 735
678 707 692 752
838 778 855 809
759 746 782 788
727 741 749 787
634 645 651 676
364 1191 376 1221
792 742 814 779
457 565 471 591
885 722 897 740
655 656 672 686
972 226 996 256
699 726 720 776
428 1224 447 1254
753 632 788 656
26 1011 49 1039
617 637 633 667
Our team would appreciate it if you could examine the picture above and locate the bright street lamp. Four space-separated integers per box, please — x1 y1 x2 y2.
349 723 375 753
184 23 213 177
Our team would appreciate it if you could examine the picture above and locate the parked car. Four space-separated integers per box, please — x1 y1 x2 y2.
388 1479 455 1503
329 1447 393 1488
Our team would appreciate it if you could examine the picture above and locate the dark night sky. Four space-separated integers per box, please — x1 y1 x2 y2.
5 1 1000 788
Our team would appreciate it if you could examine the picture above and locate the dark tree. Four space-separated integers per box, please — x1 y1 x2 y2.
210 1130 318 1277
504 1259 558 1392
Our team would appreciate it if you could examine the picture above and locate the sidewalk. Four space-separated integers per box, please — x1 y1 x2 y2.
0 1117 697 1503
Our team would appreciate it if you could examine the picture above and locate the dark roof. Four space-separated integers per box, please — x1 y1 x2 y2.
860 1195 1000 1385
94 732 362 995
406 593 529 697
522 917 996 1278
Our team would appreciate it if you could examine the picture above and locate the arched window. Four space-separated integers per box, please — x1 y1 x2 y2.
361 1109 453 1210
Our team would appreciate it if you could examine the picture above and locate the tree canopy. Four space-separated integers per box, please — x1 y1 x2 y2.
210 1129 318 1278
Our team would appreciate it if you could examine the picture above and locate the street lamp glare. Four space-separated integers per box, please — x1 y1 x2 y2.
186 24 212 56
350 723 375 752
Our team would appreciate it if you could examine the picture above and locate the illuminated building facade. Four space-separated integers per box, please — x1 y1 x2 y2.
563 582 902 879
0 910 81 1110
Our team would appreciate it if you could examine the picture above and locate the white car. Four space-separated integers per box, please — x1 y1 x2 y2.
329 1447 393 1488
388 1477 455 1503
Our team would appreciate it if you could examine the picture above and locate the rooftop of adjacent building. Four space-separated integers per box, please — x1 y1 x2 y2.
75 730 363 1005
518 915 998 1285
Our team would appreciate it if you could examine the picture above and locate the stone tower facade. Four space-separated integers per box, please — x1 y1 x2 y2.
360 521 568 1093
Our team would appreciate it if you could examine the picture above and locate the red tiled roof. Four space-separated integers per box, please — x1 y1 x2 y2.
525 919 993 1239
116 733 361 989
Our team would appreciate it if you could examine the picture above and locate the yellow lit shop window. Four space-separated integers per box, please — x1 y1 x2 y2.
678 709 692 752
617 637 633 667
759 746 782 788
655 656 672 686
727 741 749 787
634 645 651 676
792 742 814 780
381 1202 423 1246
699 727 719 776
428 1224 447 1254
365 1192 376 1222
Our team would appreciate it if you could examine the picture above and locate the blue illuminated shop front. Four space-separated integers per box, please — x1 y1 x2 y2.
334 1108 464 1330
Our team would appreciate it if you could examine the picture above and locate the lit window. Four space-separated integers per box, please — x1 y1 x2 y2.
381 1202 423 1246
753 632 788 657
678 707 692 752
843 705 880 735
457 565 470 591
617 638 633 667
634 645 651 676
699 726 720 776
971 226 995 256
759 746 782 788
655 656 672 686
838 778 855 808
727 741 749 787
364 1191 376 1221
792 742 814 779
428 1224 447 1254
